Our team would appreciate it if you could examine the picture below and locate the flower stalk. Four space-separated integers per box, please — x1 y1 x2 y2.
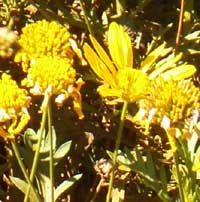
106 101 128 202
79 0 93 35
173 150 185 202
11 139 41 202
24 94 49 202
48 100 54 202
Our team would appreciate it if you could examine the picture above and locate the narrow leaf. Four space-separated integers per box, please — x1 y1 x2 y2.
54 174 82 200
10 176 37 202
146 152 156 180
40 126 56 153
54 140 72 160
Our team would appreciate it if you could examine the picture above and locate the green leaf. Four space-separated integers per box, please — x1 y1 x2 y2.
106 150 113 160
10 176 37 202
37 174 51 200
54 140 72 160
24 128 38 150
117 150 132 165
40 126 57 153
184 31 200 41
41 140 72 162
116 149 171 201
159 166 168 190
24 128 37 138
146 152 156 180
54 173 82 201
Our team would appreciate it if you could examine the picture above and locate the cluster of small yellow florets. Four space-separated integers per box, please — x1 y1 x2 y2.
136 77 200 130
15 20 74 72
22 57 76 95
0 73 30 138
13 20 85 119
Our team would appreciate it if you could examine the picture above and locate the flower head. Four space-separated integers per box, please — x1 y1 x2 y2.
22 57 76 94
133 77 200 133
83 22 149 103
98 68 149 103
0 73 30 138
22 56 84 119
15 20 74 72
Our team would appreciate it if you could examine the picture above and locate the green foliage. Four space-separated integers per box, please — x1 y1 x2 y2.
10 127 81 201
10 173 82 202
10 176 37 202
23 127 72 163
54 173 82 200
114 149 171 202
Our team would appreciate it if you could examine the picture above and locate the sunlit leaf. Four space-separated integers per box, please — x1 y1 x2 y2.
54 140 72 160
41 140 72 162
184 31 200 41
54 174 82 200
40 126 57 153
10 176 37 202
37 174 51 200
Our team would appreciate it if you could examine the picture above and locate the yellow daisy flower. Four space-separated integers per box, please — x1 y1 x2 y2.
14 20 74 72
0 73 31 139
83 22 149 103
22 56 84 119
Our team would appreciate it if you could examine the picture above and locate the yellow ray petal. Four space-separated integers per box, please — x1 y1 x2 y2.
89 35 117 75
148 52 183 79
141 42 167 73
97 84 121 98
83 43 116 87
161 64 196 80
108 22 133 69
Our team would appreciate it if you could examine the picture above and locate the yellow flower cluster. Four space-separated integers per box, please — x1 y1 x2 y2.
15 20 74 72
13 20 84 119
136 78 200 129
22 57 76 95
0 73 30 138
22 57 84 119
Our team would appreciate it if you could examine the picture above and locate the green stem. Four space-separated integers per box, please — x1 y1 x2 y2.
48 101 54 202
173 151 185 202
106 101 128 202
11 140 41 202
79 0 94 35
24 97 49 202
